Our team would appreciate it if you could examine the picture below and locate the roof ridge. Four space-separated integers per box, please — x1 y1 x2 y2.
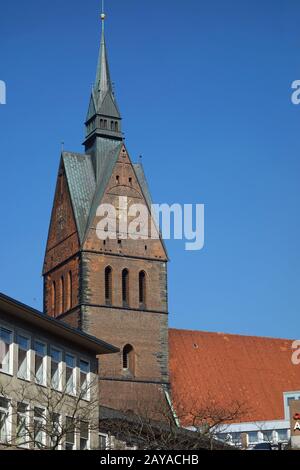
169 327 295 342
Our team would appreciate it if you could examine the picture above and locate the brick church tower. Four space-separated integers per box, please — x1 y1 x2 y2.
43 10 169 412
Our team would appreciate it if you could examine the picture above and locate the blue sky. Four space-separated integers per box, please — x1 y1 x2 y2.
0 0 300 338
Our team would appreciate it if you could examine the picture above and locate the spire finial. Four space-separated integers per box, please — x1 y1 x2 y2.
101 0 106 21
84 1 122 148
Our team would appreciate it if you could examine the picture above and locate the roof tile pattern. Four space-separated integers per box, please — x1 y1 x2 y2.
169 329 300 424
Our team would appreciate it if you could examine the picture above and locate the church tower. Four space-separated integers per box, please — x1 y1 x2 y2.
43 8 169 413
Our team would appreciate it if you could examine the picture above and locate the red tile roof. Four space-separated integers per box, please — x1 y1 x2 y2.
169 329 300 425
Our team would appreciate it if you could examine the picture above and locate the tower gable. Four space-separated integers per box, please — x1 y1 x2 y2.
43 162 80 275
83 144 167 261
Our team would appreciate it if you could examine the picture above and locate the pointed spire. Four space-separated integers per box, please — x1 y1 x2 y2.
94 6 112 108
84 2 123 150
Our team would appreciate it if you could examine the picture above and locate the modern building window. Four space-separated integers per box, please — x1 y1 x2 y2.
247 431 258 443
16 402 29 448
0 327 12 374
139 271 146 306
122 344 135 376
50 347 62 391
99 433 109 450
34 340 46 385
34 407 45 449
66 417 75 450
122 269 129 306
66 271 72 311
80 421 89 450
17 334 30 380
284 392 300 419
66 353 76 395
262 430 273 442
80 359 90 400
277 429 288 441
50 413 61 449
0 397 9 444
105 266 112 305
229 432 241 445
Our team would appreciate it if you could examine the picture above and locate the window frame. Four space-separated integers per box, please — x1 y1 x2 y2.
0 396 10 445
283 391 300 420
34 339 47 386
79 358 90 401
80 421 89 450
16 401 30 449
99 432 109 450
33 406 46 449
0 325 13 375
16 332 31 381
65 352 76 396
50 412 62 450
65 416 76 450
50 346 63 391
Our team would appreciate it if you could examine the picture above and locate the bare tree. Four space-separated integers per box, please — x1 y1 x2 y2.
173 394 247 449
0 375 99 450
99 391 246 450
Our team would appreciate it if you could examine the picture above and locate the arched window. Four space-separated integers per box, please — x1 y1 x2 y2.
104 120 107 129
122 269 129 306
60 276 64 314
52 281 56 316
111 121 114 130
100 119 103 128
115 121 118 132
105 266 112 305
66 271 72 311
139 271 146 307
122 344 135 375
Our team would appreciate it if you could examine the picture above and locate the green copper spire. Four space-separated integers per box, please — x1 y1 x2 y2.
84 4 122 151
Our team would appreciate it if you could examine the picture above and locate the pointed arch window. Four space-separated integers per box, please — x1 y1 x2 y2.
105 266 112 305
139 271 146 307
60 276 64 315
122 269 129 307
122 344 135 376
66 271 72 311
52 281 56 317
